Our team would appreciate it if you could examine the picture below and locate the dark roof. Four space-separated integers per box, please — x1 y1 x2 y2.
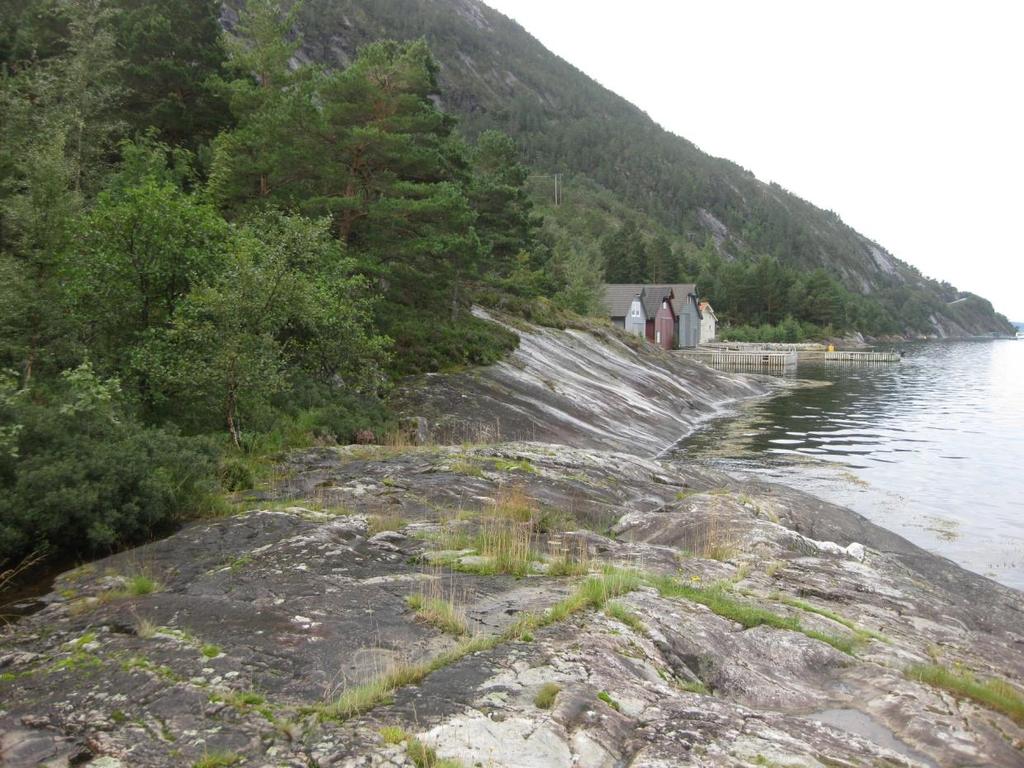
667 283 697 299
603 284 648 317
603 283 699 317
644 286 674 315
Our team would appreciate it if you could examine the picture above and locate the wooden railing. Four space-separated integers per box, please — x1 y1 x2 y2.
823 350 901 363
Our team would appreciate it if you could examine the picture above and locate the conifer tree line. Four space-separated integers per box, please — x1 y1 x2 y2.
0 0 551 566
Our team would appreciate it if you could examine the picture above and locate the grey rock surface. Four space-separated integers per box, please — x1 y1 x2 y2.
1 320 1021 767
1 443 1021 766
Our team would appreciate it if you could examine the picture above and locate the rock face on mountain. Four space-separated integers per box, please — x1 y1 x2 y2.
229 0 1014 338
2 320 1023 767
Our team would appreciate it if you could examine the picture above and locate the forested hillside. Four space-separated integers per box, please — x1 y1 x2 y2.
0 0 537 568
0 0 1012 572
280 0 1013 339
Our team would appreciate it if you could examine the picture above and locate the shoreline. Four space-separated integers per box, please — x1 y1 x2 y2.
2 320 1022 767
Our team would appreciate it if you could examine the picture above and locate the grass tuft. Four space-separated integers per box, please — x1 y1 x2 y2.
492 458 536 474
192 753 241 768
677 679 710 695
604 601 645 633
406 593 467 636
906 664 1024 726
201 644 222 659
368 512 408 536
597 690 621 711
652 576 857 655
773 593 887 643
406 737 465 768
380 725 407 744
534 681 561 709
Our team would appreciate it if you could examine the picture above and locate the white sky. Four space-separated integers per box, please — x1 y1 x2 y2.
482 0 1024 322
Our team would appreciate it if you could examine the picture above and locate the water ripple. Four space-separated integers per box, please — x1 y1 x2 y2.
675 340 1024 591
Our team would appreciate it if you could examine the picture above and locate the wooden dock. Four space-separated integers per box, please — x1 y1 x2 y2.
693 342 902 365
822 350 901 363
678 349 798 372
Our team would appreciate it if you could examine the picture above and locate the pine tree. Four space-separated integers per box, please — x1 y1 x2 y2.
111 0 230 151
469 130 536 277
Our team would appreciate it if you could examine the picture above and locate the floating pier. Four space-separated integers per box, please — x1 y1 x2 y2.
677 349 799 372
677 343 901 372
693 342 901 365
821 350 901 363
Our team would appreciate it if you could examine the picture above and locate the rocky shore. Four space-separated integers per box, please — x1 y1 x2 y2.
2 319 1022 767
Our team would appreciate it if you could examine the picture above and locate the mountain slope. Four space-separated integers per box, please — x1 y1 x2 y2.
240 0 1012 337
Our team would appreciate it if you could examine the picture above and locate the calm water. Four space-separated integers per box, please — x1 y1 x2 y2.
674 340 1024 590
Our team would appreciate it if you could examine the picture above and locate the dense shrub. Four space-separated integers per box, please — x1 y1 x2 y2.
385 313 519 377
309 394 396 445
719 317 828 343
0 366 218 566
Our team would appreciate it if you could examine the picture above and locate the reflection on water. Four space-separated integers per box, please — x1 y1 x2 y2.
673 340 1024 590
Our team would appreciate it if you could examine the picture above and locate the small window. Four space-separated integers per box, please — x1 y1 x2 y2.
631 306 640 318
656 331 661 343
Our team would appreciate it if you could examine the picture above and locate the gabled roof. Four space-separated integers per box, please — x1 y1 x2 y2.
667 283 698 299
603 283 703 318
644 286 675 315
603 284 649 317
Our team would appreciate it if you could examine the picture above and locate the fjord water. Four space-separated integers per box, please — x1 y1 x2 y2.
675 340 1024 590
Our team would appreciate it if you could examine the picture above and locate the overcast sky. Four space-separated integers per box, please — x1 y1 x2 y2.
483 0 1024 322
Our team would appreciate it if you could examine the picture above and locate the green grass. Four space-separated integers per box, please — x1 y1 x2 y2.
772 593 887 643
313 634 500 721
192 753 241 768
380 725 407 744
406 737 465 768
201 644 221 658
534 682 561 709
102 574 160 601
906 664 1024 726
653 577 800 631
677 679 710 695
315 568 645 723
368 513 408 536
604 602 645 634
208 689 275 721
545 555 590 577
450 459 484 478
597 690 620 711
651 577 856 655
406 594 468 636
492 458 536 474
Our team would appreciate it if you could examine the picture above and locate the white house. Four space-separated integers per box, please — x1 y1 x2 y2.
698 301 717 343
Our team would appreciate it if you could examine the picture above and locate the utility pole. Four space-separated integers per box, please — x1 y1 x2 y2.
527 173 563 207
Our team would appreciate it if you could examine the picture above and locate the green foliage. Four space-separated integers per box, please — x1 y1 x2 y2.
0 364 218 565
192 753 241 768
134 214 388 445
213 33 480 314
110 0 230 151
72 152 229 374
597 690 621 711
469 129 537 275
385 313 518 377
604 601 645 633
652 577 856 655
719 318 824 344
906 664 1024 726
